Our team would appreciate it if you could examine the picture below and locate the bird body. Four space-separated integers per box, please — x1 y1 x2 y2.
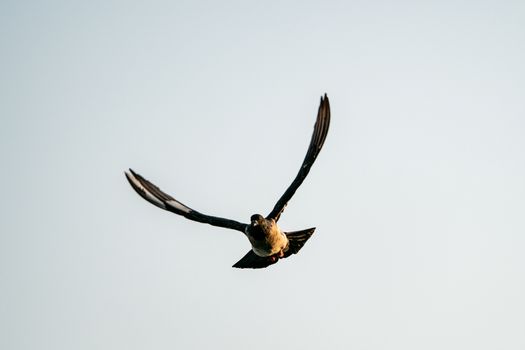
245 215 288 257
126 94 330 269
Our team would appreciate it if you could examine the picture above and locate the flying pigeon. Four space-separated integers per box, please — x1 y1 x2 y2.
125 94 330 269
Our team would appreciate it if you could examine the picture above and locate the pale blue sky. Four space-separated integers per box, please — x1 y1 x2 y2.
1 0 524 349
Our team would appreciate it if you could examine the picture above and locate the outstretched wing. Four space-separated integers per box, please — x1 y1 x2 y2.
125 169 247 233
266 94 331 221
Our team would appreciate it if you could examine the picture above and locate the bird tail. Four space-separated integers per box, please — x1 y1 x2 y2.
283 227 316 258
232 228 316 269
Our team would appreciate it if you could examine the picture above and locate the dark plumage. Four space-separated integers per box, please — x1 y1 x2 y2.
125 94 331 269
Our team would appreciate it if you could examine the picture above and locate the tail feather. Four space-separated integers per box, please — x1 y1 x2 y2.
232 228 316 269
283 227 316 258
232 251 279 269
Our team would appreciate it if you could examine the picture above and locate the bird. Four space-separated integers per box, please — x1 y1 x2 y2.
125 94 330 269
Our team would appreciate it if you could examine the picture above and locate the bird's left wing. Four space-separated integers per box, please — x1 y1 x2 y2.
125 169 247 233
266 94 331 222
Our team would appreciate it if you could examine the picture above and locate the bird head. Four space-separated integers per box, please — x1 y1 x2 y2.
250 214 264 226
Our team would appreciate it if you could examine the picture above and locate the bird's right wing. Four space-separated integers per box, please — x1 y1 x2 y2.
125 169 247 233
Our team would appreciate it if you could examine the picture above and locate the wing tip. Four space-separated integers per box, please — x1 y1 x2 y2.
321 93 330 108
124 168 134 184
318 93 330 116
124 168 167 209
124 168 137 181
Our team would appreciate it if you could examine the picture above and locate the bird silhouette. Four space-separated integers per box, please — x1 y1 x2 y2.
125 94 330 269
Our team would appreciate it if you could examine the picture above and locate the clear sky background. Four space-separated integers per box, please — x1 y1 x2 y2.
1 0 524 349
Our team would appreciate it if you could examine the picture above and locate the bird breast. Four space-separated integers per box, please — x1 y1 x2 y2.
247 223 289 257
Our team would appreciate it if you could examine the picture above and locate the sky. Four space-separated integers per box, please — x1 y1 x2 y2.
1 0 524 349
